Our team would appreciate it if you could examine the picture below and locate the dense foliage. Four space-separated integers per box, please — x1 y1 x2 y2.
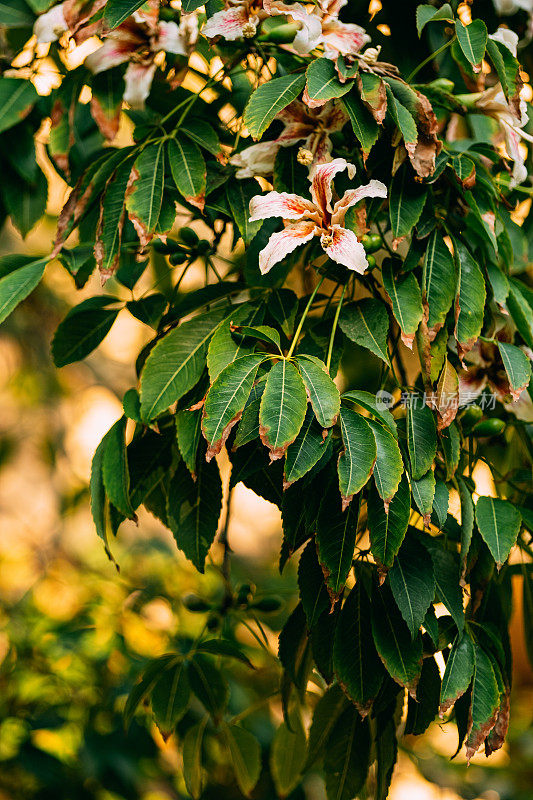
2 0 533 796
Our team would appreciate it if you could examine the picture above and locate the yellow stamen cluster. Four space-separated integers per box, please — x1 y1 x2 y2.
297 147 314 166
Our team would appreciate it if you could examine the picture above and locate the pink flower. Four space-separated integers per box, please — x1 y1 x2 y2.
202 1 266 40
248 158 387 274
475 84 532 187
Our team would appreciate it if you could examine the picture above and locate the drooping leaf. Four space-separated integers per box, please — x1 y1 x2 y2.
432 480 449 529
168 136 206 207
202 354 265 460
3 166 47 238
457 477 474 578
342 390 397 437
454 241 486 360
306 684 348 767
259 359 307 460
0 254 47 324
125 141 165 241
411 469 436 523
498 341 531 401
151 660 190 736
423 231 456 332
295 355 341 428
244 73 307 140
52 296 121 367
0 78 38 134
187 653 229 717
389 531 435 638
333 582 385 715
342 91 380 158
123 654 180 729
267 288 298 337
298 539 330 628
455 18 487 71
389 167 427 244
339 299 390 366
407 401 437 481
140 308 227 420
440 631 475 714
368 475 410 572
337 407 376 507
423 538 465 633
367 418 404 506
102 416 135 519
270 717 307 798
316 480 359 602
224 725 261 797
227 179 264 245
182 717 208 799
382 259 423 349
371 582 423 693
405 656 441 734
465 644 500 761
285 407 331 487
324 709 371 800
475 496 522 570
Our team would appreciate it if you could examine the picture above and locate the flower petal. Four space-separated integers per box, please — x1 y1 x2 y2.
331 179 387 225
230 141 280 178
321 21 370 59
489 26 519 56
85 36 137 73
249 191 320 222
310 158 356 219
34 2 68 43
323 225 369 273
123 62 157 109
259 220 317 274
157 18 197 54
202 6 248 40
265 0 323 52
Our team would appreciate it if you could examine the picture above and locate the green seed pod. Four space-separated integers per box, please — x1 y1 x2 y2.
169 251 188 266
460 404 483 431
182 594 211 612
197 239 211 255
366 254 377 268
472 418 506 437
178 227 199 247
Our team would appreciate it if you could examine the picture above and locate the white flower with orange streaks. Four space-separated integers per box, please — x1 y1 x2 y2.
230 100 348 178
475 84 532 187
248 158 387 274
202 0 267 40
264 0 369 58
33 0 107 45
84 13 198 109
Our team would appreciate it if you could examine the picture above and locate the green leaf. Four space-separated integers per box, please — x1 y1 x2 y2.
202 354 265 459
52 296 120 368
233 324 281 351
0 78 37 134
368 474 410 571
486 37 522 105
224 726 261 797
195 638 254 668
125 141 165 237
411 469 436 520
523 569 533 671
102 416 135 519
285 408 331 487
475 496 522 570
90 435 114 562
457 477 474 577
104 0 146 28
498 341 531 400
0 254 47 323
341 91 379 157
385 85 417 146
342 389 397 437
207 302 264 381
3 166 47 238
441 421 461 481
440 631 475 714
244 73 306 140
507 279 533 350
295 355 341 427
423 538 465 633
455 19 487 70
298 539 330 628
270 717 307 798
259 359 307 459
140 307 227 420
407 401 437 481
182 717 208 799
382 259 423 348
151 661 190 735
333 582 385 714
168 137 206 205
454 241 486 359
181 118 221 156
316 482 359 603
123 654 180 729
372 582 422 692
337 408 376 506
176 408 202 477
405 656 441 735
93 158 134 275
187 653 229 716
388 167 427 243
324 709 370 800
423 231 456 332
389 531 435 638
339 299 390 366
465 645 500 761
227 178 264 245
305 58 353 104
368 418 404 505
233 381 265 449
127 294 166 329
167 459 223 572
416 3 454 35
0 0 34 27
433 480 449 529
306 685 348 767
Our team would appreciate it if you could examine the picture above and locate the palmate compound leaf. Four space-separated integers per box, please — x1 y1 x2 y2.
316 477 360 604
140 307 228 421
371 581 423 694
439 630 475 715
243 72 307 140
295 355 341 428
202 354 265 460
465 644 500 762
339 299 391 366
166 459 222 572
475 496 522 570
367 418 404 507
259 359 308 460
333 581 385 715
406 400 437 481
337 407 376 508
342 390 397 437
388 530 435 639
324 708 371 800
367 474 410 573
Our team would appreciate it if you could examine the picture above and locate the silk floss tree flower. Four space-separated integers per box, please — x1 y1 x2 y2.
84 12 199 109
230 100 348 177
202 0 269 40
248 158 387 274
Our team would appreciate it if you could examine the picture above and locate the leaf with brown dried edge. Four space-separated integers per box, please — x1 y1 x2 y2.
439 631 475 716
485 688 510 756
465 645 500 762
358 71 388 124
259 359 307 461
433 359 459 430
316 477 359 605
454 240 486 362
